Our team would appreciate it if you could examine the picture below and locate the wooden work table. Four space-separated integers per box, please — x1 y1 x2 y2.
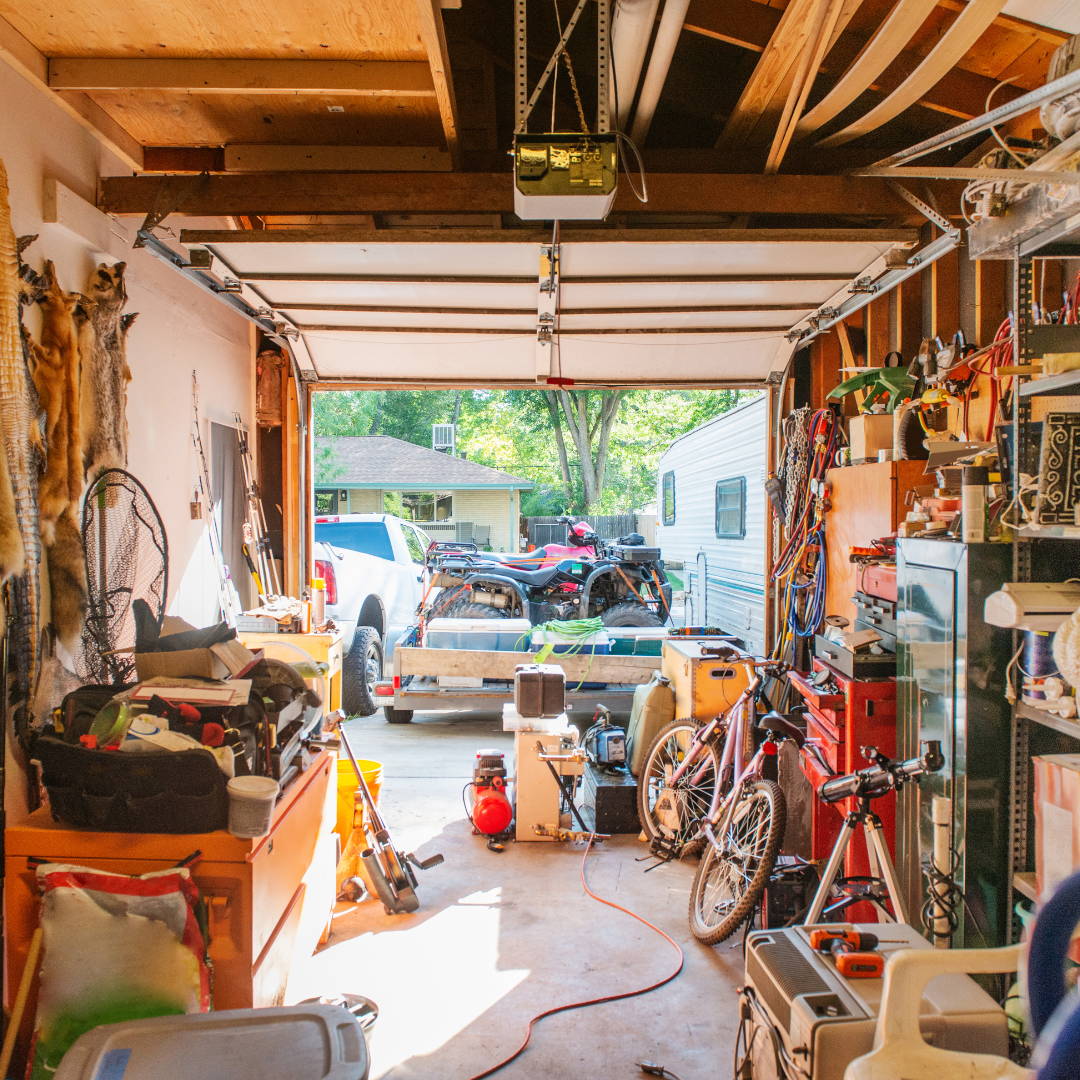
4 748 338 1056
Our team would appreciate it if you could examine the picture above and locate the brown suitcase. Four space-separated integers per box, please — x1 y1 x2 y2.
514 664 566 718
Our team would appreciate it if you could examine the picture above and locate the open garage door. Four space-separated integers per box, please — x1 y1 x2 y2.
175 227 919 388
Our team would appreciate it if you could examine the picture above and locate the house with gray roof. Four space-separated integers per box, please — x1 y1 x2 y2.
315 435 533 551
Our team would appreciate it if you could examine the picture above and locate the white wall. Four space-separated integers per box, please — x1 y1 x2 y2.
2 64 254 816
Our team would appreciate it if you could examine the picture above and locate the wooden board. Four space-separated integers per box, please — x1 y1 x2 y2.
224 144 452 172
397 647 661 685
88 92 442 147
0 0 427 60
824 460 928 625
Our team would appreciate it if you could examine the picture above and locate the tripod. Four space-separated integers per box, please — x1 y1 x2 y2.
804 795 909 924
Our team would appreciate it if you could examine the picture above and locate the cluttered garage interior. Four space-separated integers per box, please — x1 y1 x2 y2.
2 0 1080 1077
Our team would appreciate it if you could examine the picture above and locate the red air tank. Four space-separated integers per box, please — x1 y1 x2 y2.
470 749 513 836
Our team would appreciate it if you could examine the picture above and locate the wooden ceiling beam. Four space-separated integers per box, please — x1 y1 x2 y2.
99 171 938 219
686 0 1025 121
414 0 461 165
47 57 436 95
0 15 143 170
181 226 920 245
223 145 453 172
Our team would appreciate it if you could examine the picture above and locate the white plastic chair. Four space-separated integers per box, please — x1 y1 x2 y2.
844 944 1034 1080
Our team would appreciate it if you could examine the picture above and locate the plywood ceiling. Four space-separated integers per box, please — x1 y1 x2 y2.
0 0 427 59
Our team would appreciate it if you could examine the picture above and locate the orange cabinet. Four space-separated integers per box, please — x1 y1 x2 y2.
4 749 337 1043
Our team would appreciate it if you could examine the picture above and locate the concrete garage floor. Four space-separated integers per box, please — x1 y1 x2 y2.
288 710 743 1080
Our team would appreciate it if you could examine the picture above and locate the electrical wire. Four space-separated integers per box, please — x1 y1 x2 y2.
464 834 685 1080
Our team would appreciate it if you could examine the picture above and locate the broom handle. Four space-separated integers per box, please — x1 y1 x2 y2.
0 927 43 1077
337 724 387 838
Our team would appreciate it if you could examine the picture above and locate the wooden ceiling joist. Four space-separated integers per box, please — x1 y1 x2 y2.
181 226 919 245
47 57 437 95
100 172 933 219
222 145 452 172
794 0 939 138
717 0 862 150
0 14 142 170
414 0 460 163
818 0 1008 147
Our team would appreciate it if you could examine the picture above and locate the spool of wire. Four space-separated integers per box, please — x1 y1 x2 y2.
1023 629 1058 701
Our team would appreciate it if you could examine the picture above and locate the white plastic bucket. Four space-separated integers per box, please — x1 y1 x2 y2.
227 775 280 838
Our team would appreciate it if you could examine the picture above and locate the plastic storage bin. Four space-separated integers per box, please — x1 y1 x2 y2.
54 1005 368 1080
531 629 610 655
607 626 669 656
426 617 534 652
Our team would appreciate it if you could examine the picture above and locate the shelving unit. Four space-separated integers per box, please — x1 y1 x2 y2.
995 238 1080 929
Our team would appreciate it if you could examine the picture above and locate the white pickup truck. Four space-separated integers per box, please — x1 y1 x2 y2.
313 513 431 717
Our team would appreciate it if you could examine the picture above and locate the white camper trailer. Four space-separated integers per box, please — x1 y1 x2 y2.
657 395 767 653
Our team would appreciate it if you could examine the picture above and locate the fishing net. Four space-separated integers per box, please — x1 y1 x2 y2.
76 469 168 685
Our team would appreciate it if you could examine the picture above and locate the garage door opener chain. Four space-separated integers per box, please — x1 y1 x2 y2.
464 833 685 1080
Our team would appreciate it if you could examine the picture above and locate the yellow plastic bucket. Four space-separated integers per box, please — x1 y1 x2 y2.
335 757 383 840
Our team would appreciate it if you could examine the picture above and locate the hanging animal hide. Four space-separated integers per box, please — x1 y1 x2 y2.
29 261 83 544
81 261 134 480
46 508 86 652
0 160 44 734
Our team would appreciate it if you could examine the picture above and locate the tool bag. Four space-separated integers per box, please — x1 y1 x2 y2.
32 735 228 833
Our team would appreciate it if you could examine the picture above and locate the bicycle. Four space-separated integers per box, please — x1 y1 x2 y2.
636 658 805 944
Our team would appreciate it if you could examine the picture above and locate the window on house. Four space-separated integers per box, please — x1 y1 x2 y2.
387 491 453 522
314 490 338 514
661 471 676 525
714 477 746 539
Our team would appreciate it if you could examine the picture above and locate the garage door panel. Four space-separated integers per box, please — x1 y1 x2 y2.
304 330 786 385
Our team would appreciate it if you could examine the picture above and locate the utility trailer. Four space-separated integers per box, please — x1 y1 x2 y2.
375 628 661 723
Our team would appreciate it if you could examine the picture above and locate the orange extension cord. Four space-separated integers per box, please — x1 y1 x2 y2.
464 835 686 1080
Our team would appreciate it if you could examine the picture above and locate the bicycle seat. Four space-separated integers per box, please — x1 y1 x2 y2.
757 710 806 748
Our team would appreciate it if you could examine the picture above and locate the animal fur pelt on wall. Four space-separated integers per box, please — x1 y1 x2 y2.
0 159 44 734
29 261 83 544
81 261 135 480
46 509 86 651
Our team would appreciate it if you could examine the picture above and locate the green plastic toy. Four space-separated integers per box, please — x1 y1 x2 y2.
827 366 915 414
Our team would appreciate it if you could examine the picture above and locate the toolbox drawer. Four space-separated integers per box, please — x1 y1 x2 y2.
853 591 898 637
814 635 897 680
806 713 842 772
786 669 845 729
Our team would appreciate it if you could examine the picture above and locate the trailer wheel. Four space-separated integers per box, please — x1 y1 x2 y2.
602 601 663 628
384 706 414 725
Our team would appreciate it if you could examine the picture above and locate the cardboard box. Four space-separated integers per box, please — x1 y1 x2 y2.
1034 753 1080 898
848 413 895 462
134 637 256 682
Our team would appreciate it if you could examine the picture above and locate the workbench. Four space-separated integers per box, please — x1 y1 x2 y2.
239 629 344 713
4 749 338 1054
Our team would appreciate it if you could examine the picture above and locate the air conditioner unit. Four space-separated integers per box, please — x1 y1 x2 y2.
432 424 456 455
983 581 1080 632
741 925 1007 1080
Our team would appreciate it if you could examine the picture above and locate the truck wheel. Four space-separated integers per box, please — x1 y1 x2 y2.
383 706 414 725
439 600 510 619
342 627 383 717
602 601 663 628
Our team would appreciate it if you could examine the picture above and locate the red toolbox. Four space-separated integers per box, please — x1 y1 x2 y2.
788 660 898 910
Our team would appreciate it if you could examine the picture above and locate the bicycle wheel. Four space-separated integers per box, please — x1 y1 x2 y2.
637 720 722 850
688 779 785 945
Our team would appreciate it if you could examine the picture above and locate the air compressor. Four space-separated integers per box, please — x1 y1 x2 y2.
467 749 513 837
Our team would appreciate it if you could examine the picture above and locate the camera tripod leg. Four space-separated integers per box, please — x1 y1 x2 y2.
805 819 856 924
865 819 908 924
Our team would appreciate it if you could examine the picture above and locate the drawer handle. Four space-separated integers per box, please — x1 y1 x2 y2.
207 895 232 922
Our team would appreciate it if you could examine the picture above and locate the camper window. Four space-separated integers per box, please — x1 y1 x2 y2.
662 471 676 525
714 477 746 539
